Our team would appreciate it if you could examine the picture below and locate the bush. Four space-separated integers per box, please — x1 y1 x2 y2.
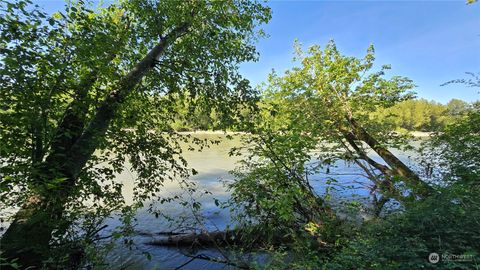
325 185 480 270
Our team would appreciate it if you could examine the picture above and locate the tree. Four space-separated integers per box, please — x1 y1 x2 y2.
0 0 271 268
371 98 473 132
427 74 480 184
227 41 436 262
229 129 339 251
326 101 480 270
258 41 432 205
228 43 479 270
446 99 469 116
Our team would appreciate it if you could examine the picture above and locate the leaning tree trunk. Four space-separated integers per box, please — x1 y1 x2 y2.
0 68 102 268
0 24 190 270
346 117 434 199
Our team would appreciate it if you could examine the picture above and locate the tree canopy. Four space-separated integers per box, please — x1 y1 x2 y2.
1 1 478 269
0 0 270 268
227 41 479 270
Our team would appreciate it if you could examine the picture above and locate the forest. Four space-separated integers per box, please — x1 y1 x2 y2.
0 0 479 269
171 97 473 132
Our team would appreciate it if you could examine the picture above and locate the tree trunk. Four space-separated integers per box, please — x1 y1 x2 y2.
147 230 243 247
1 24 190 269
347 117 434 198
146 229 291 248
1 196 59 269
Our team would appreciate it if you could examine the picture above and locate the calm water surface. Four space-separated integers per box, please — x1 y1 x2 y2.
0 133 422 269
104 133 423 270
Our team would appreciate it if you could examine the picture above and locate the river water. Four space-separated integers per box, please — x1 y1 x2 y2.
102 133 423 270
105 134 247 269
0 133 422 269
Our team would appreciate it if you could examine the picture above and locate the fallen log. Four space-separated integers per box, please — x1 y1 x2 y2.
146 230 242 247
137 230 188 237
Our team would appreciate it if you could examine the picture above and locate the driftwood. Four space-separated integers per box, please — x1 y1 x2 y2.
137 230 188 237
146 230 243 247
144 227 305 249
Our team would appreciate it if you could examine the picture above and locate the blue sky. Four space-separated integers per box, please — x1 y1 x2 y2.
35 0 479 103
241 0 480 103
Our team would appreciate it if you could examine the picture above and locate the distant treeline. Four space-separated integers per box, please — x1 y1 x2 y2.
168 96 253 132
169 97 475 132
372 98 474 132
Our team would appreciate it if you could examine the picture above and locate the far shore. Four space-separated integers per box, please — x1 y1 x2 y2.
175 130 433 137
409 131 433 137
176 130 248 135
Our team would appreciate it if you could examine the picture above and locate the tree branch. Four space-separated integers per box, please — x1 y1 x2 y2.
67 23 190 179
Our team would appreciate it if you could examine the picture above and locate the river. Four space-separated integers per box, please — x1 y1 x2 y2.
102 133 424 270
0 133 423 269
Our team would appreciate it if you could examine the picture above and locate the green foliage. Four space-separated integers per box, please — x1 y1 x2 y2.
238 116 480 269
439 103 480 180
228 42 479 269
256 40 418 170
418 102 480 184
324 185 480 270
1 1 477 269
324 77 479 270
372 98 471 132
230 131 320 227
231 40 427 217
0 258 22 270
261 40 415 131
417 74 480 184
228 128 346 260
167 94 255 131
0 0 271 267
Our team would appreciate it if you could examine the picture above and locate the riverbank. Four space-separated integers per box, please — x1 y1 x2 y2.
410 131 433 137
176 130 248 135
175 130 433 137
